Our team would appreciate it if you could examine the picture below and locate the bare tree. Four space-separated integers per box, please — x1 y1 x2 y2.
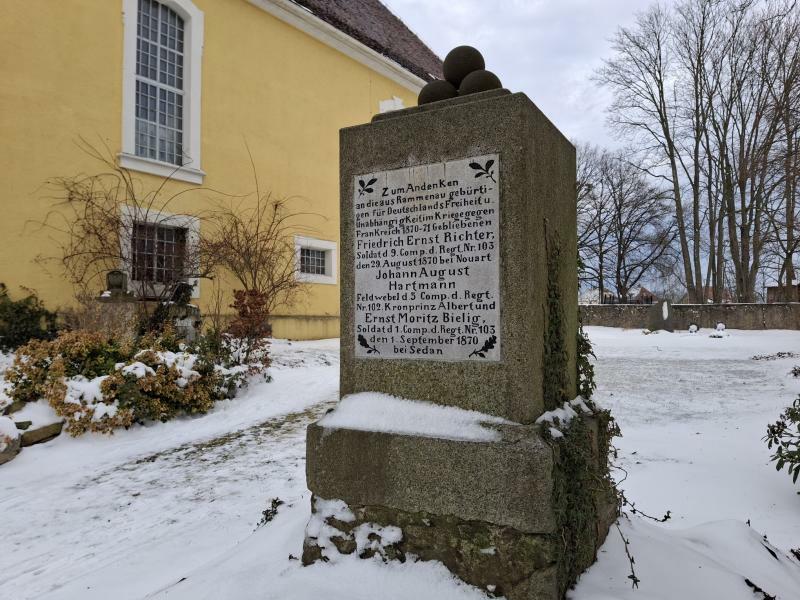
673 0 725 301
577 146 676 302
597 4 700 301
598 0 800 303
761 0 800 299
38 139 213 305
705 0 795 300
604 156 677 301
199 181 325 317
577 143 613 299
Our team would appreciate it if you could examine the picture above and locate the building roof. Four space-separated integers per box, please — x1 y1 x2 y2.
291 0 443 81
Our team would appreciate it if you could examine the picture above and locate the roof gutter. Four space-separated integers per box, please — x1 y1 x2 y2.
246 0 427 93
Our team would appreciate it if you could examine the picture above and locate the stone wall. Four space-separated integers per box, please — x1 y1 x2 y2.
580 303 800 330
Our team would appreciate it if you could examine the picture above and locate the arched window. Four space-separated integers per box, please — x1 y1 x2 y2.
135 0 185 165
121 0 204 183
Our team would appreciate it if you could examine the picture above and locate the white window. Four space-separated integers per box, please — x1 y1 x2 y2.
134 0 185 165
295 236 337 285
121 206 200 298
121 0 204 183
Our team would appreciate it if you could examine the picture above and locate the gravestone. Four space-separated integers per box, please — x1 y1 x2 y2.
647 299 673 332
303 87 615 599
98 270 136 303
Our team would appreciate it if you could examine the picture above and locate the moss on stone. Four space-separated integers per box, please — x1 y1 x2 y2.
543 231 568 412
311 502 559 597
546 413 619 597
540 231 618 595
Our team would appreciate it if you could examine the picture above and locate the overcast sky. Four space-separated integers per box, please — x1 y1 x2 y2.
384 0 664 148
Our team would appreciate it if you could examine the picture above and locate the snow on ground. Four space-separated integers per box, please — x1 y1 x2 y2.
572 327 800 599
586 327 800 551
0 339 342 600
1 329 800 599
11 399 62 427
574 518 800 600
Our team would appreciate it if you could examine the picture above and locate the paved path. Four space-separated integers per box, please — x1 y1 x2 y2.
0 341 338 600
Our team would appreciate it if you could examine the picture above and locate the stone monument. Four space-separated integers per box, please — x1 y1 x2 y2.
303 48 616 599
647 299 674 332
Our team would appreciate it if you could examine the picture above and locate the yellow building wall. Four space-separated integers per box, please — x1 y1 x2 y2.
0 0 419 340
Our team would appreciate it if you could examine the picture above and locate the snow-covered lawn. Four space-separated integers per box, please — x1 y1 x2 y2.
1 329 799 599
574 328 800 599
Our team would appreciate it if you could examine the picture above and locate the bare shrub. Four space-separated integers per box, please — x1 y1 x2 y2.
60 292 139 346
226 289 272 371
200 191 323 316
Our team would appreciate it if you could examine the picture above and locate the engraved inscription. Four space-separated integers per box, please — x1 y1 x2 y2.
353 154 501 361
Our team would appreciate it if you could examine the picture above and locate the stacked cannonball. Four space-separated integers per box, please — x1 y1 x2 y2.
418 46 503 105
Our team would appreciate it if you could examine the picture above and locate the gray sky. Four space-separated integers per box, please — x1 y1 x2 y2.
385 0 656 148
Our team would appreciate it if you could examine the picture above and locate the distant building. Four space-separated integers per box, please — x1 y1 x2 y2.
579 288 615 305
629 286 656 304
766 284 800 303
679 286 734 304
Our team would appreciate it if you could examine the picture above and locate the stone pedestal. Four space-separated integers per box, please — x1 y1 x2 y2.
303 90 615 599
303 414 616 598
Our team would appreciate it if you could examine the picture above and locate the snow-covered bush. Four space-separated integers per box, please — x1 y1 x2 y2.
4 331 130 407
4 329 250 436
0 351 14 413
765 396 800 485
91 351 223 431
225 290 272 375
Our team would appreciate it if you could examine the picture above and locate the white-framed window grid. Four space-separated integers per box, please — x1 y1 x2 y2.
121 0 205 184
120 205 200 298
131 221 187 284
300 248 327 275
135 0 185 166
295 236 337 285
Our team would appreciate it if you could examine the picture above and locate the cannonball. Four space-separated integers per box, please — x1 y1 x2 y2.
458 69 502 95
418 79 458 105
443 46 485 86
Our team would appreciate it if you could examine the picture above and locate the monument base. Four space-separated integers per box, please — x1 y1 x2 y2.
302 412 617 599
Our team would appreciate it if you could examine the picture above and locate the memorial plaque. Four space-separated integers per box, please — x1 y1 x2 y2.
353 154 501 361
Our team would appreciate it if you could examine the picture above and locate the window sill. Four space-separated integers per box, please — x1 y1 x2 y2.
119 153 205 184
297 272 337 285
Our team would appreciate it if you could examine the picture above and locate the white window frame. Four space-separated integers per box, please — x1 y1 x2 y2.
120 205 201 298
295 236 337 285
120 0 205 184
